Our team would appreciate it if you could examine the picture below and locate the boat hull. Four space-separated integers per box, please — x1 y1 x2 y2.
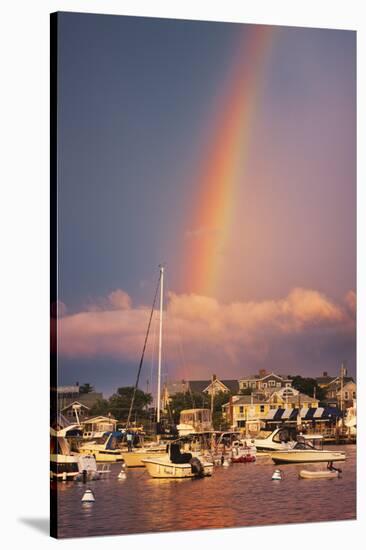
299 469 339 479
271 450 346 464
142 458 214 478
78 447 123 462
122 449 167 468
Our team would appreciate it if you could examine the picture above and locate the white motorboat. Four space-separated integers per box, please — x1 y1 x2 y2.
50 429 98 480
270 435 346 464
252 427 298 452
142 443 213 479
78 431 124 462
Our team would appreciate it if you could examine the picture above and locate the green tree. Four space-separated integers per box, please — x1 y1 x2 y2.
89 387 152 422
290 376 326 401
89 398 110 417
169 391 209 424
79 383 94 394
211 391 231 430
108 387 152 422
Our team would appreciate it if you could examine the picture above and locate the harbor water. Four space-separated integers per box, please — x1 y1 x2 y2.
54 445 356 538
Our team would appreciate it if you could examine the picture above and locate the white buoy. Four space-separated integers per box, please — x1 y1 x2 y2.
272 469 282 481
118 470 127 480
222 459 230 467
62 471 67 481
81 489 95 502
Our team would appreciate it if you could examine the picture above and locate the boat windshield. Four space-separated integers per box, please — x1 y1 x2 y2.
294 436 323 450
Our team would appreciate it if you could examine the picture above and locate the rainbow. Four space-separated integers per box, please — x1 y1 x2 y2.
183 25 274 296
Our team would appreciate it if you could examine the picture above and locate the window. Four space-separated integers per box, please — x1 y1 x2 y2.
242 382 248 388
262 383 267 388
276 382 281 387
251 382 256 388
269 380 275 387
352 392 356 398
286 382 291 387
344 392 349 400
239 406 244 414
260 405 265 412
237 420 245 428
270 405 276 409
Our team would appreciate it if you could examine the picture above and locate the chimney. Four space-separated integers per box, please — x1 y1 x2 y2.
322 372 328 377
212 374 217 381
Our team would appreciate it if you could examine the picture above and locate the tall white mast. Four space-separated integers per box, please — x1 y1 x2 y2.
157 265 164 424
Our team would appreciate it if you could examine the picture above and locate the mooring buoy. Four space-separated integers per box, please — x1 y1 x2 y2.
81 489 95 502
272 469 282 480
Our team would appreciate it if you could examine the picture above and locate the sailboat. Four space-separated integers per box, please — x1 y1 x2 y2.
122 266 168 467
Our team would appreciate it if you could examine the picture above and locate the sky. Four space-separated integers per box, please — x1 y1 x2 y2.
55 12 356 397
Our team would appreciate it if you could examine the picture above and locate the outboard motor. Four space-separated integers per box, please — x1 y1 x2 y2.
189 457 204 477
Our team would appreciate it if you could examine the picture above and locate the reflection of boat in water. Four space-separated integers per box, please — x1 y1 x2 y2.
270 435 346 464
142 443 213 479
78 431 124 462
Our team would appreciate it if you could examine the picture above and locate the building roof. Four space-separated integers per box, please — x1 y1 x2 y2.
61 400 90 412
240 372 291 382
270 391 318 404
315 376 335 386
222 395 264 407
164 380 189 395
326 377 354 391
189 379 239 394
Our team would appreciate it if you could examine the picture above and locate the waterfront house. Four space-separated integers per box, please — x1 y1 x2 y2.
222 387 319 429
61 401 90 422
238 369 293 396
82 415 117 438
161 376 239 409
55 383 103 410
323 379 356 409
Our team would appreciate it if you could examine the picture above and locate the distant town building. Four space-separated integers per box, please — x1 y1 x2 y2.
61 401 90 422
222 386 319 429
239 370 292 396
162 376 239 409
55 384 103 411
323 379 356 409
82 415 117 438
315 371 356 409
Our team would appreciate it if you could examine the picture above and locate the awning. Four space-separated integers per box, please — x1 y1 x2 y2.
300 407 309 418
264 408 278 420
281 408 293 419
313 407 324 418
273 408 285 421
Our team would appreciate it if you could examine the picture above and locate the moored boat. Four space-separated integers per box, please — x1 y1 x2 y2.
78 431 124 462
299 469 339 479
270 435 346 464
142 443 213 478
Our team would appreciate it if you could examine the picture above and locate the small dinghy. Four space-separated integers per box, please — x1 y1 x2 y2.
299 462 341 480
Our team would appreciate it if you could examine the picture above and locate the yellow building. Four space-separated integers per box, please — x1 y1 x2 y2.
223 387 319 429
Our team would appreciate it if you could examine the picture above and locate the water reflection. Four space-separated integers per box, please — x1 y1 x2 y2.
54 445 356 538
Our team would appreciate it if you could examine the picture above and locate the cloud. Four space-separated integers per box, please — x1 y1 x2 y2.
58 287 355 378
